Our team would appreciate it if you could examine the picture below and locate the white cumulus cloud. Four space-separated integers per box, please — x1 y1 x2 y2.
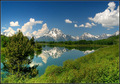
79 24 84 27
91 23 96 26
65 19 72 23
75 23 96 28
85 22 92 28
20 18 43 34
2 27 16 36
2 18 44 38
88 2 119 29
74 24 78 27
25 32 33 38
32 23 49 38
10 21 20 26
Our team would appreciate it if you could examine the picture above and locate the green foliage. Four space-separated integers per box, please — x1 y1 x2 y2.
35 50 42 56
30 37 35 45
48 41 55 44
93 35 119 45
25 44 119 83
62 35 119 45
45 65 63 75
1 35 9 47
5 31 34 59
2 31 39 82
1 53 5 63
63 60 76 70
35 43 42 50
1 34 119 83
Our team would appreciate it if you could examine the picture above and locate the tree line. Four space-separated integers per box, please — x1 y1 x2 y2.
38 35 119 45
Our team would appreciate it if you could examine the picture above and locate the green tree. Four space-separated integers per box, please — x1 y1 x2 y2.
30 36 35 46
3 30 38 78
1 35 9 47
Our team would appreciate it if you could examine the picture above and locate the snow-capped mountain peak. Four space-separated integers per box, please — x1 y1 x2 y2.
82 32 95 38
48 28 63 37
80 32 97 40
114 31 119 36
44 28 64 40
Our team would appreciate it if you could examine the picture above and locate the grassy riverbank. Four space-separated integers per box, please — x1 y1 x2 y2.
1 35 119 83
2 43 119 83
26 43 119 83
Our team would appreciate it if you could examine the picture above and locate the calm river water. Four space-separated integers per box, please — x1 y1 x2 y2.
1 45 97 78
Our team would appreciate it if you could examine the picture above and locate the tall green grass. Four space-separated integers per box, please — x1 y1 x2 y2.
26 44 119 83
2 44 119 83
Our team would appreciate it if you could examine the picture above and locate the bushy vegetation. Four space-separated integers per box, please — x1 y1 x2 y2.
1 31 40 83
1 34 119 83
1 35 9 53
25 44 119 83
1 35 9 62
1 35 10 47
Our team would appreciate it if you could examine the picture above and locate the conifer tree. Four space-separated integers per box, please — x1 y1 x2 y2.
3 30 38 78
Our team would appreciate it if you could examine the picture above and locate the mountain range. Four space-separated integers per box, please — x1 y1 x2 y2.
36 28 119 42
1 28 119 42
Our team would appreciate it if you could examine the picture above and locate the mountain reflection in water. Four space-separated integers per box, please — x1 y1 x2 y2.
1 45 97 78
36 46 68 63
82 50 95 54
30 46 97 76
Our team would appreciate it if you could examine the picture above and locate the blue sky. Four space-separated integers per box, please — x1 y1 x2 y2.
1 1 119 37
